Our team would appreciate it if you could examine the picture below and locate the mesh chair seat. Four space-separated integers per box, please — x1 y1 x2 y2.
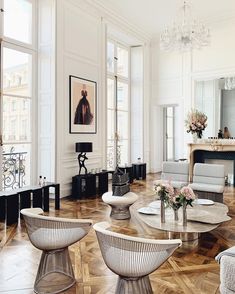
215 247 235 293
21 208 92 294
94 222 182 294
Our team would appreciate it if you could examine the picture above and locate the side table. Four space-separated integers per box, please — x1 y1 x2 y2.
0 183 60 225
72 171 109 199
102 191 138 219
132 163 146 180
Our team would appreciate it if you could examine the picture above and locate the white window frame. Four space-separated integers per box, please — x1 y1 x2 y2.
1 0 37 51
0 0 37 187
106 38 131 169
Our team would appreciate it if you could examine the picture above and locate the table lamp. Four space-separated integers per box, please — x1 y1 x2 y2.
75 142 93 174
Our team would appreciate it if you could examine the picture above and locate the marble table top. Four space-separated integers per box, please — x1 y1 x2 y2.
132 200 231 233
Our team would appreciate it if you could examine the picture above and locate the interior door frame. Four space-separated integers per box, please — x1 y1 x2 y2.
163 105 176 161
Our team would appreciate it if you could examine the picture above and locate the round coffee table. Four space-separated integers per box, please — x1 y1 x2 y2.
132 200 231 241
102 191 138 220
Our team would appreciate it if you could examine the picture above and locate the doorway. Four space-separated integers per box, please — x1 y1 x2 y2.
163 106 175 161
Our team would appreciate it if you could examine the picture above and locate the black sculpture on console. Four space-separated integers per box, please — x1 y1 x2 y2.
75 142 93 175
77 152 88 174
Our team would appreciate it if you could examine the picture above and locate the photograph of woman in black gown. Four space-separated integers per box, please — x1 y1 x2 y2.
69 75 96 134
74 89 93 125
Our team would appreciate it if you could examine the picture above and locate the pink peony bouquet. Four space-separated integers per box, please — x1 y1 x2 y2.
176 186 196 207
154 181 174 201
185 109 207 139
168 194 181 210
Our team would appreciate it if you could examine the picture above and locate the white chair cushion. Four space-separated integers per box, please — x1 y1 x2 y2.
193 175 225 186
191 163 225 194
162 162 189 175
189 183 224 193
161 162 189 185
153 179 187 189
194 163 225 178
161 172 188 183
170 181 188 189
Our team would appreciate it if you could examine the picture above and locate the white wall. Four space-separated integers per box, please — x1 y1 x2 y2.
55 0 150 197
151 17 235 172
131 46 143 162
38 0 56 183
56 0 104 197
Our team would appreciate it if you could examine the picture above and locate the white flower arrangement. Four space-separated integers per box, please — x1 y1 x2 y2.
185 109 207 138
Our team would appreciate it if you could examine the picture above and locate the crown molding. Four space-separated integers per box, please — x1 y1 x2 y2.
84 0 151 42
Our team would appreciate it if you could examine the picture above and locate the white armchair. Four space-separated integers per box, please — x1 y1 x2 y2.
159 161 189 189
93 221 182 294
215 247 235 293
188 163 225 203
21 208 92 294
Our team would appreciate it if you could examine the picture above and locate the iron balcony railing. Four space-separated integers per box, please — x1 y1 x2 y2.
2 151 27 190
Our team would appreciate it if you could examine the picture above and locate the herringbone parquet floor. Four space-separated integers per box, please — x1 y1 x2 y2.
0 173 235 294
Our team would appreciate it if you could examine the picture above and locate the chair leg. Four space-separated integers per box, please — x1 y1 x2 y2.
34 247 75 294
115 275 153 294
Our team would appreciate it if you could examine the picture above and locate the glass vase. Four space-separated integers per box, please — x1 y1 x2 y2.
192 133 197 143
182 203 187 226
160 199 165 223
173 208 179 221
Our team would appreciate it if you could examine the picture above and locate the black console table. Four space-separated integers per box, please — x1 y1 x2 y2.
132 163 146 180
72 171 109 199
0 182 60 225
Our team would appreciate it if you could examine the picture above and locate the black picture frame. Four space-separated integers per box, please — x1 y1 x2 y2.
69 75 97 134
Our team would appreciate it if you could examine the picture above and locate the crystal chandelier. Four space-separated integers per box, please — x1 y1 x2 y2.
224 77 235 90
160 1 210 51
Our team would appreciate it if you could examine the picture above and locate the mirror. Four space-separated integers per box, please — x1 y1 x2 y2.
195 78 235 138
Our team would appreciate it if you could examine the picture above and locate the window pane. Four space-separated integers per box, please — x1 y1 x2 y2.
107 140 115 170
117 111 128 140
107 78 114 109
117 82 128 111
167 117 173 138
2 143 31 189
3 96 31 143
117 46 128 77
117 140 128 166
4 0 32 44
107 109 114 140
3 47 32 97
107 42 114 73
167 107 173 117
167 138 173 161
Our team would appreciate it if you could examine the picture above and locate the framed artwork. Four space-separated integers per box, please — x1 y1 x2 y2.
69 75 97 134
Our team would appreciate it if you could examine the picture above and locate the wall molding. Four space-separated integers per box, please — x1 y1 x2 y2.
85 0 151 42
64 52 100 69
191 67 235 79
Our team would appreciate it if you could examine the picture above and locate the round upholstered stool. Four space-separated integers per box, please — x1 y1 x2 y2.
102 191 138 220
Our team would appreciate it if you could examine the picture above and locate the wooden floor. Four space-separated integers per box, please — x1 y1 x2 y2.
0 173 235 294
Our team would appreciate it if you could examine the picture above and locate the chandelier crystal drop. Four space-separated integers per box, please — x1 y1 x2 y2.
160 1 210 51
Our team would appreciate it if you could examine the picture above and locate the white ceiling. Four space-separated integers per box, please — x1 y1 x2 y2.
94 0 235 36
